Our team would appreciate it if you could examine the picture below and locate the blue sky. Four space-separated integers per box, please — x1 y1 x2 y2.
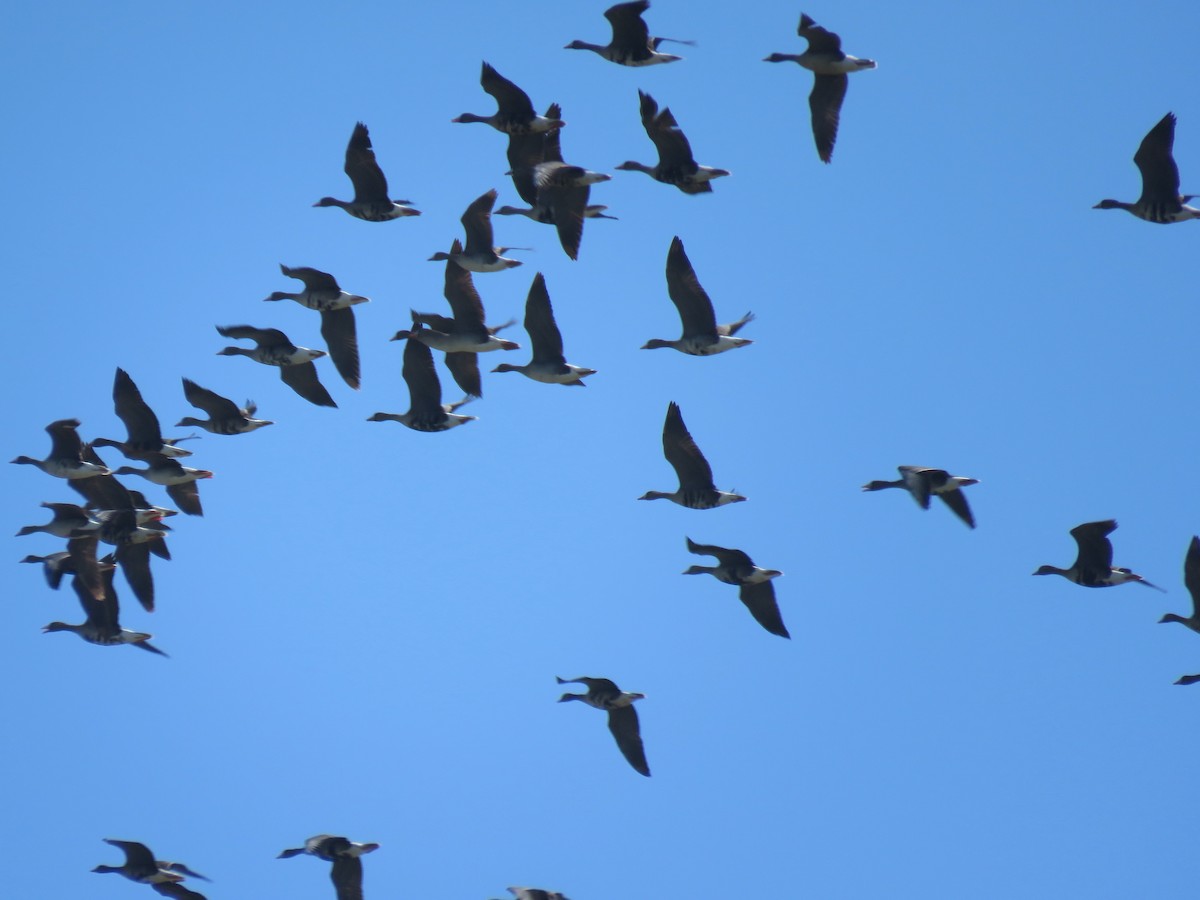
4 1 1200 897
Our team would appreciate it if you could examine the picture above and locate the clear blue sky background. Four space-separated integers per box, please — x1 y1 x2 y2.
4 1 1200 897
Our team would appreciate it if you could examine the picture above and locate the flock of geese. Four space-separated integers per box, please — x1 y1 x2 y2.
13 3 1200 898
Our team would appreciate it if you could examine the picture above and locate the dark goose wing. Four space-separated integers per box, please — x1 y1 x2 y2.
402 338 446 421
331 854 365 900
480 62 537 122
280 264 341 294
1134 113 1182 205
443 350 482 398
606 0 654 58
739 581 790 638
280 363 337 408
524 273 566 365
1184 536 1200 617
461 189 499 255
1070 520 1117 582
686 537 753 571
110 368 167 453
665 236 718 338
898 466 933 509
320 307 361 389
936 487 975 528
46 418 87 463
182 378 244 420
443 247 489 338
607 705 650 776
152 883 207 900
345 121 390 204
809 74 848 164
662 402 715 492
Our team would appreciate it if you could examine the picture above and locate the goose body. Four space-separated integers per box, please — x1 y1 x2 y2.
1033 519 1164 591
429 189 523 272
16 501 97 538
12 418 110 480
1094 113 1200 223
216 324 337 407
684 537 788 638
500 103 612 259
453 62 563 134
279 834 378 900
566 0 690 66
617 90 728 193
93 840 202 883
862 465 978 528
640 401 745 508
764 13 876 163
265 264 366 389
1160 536 1200 633
400 245 521 354
642 236 754 355
113 452 212 517
556 676 650 776
399 319 519 355
313 121 420 221
178 378 273 434
492 273 595 386
47 566 166 654
92 368 194 460
368 337 476 432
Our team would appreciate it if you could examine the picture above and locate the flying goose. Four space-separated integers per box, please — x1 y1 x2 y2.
113 452 212 517
556 676 650 776
265 264 368 389
12 418 110 480
216 324 337 407
861 466 979 528
683 537 789 638
492 273 596 385
643 236 754 354
617 90 729 193
92 368 195 459
313 121 420 221
498 103 612 260
1094 113 1200 223
566 0 692 66
1033 520 1164 591
367 337 476 432
429 189 524 272
20 550 79 590
453 62 564 134
46 563 165 655
501 889 571 900
764 13 877 163
399 248 520 397
279 835 379 900
1160 536 1200 633
92 840 202 882
16 501 96 538
178 378 273 434
640 401 745 508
